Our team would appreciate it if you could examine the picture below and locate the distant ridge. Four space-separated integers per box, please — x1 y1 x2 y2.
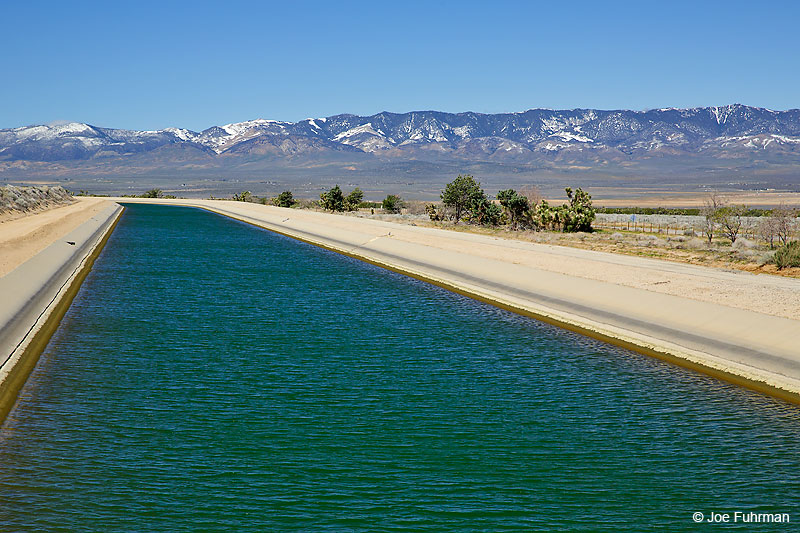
2 104 800 162
2 104 800 197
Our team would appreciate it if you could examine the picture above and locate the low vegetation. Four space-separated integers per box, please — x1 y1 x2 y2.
319 185 364 212
432 174 595 233
596 206 772 217
216 183 797 277
273 190 297 208
774 241 800 270
0 184 73 215
382 194 405 214
123 188 177 199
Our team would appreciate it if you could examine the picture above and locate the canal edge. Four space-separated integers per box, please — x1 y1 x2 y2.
0 205 124 426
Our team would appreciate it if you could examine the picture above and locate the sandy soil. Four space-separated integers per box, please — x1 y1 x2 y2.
408 219 800 279
0 197 112 277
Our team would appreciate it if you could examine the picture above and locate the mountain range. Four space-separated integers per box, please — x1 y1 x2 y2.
2 104 799 197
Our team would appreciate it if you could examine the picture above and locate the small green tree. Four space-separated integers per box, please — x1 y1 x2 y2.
441 174 484 222
497 189 531 229
531 200 558 230
382 194 405 213
561 187 595 232
141 188 163 198
469 196 503 225
274 190 297 208
320 185 346 212
232 191 252 202
345 187 364 211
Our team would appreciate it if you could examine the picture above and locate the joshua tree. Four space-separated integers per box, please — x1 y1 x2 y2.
274 190 296 208
560 187 595 232
469 195 503 226
497 189 531 229
345 188 364 211
320 185 346 211
232 191 252 202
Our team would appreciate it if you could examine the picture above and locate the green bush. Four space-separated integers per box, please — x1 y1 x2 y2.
320 186 363 212
345 188 363 211
529 188 595 232
561 187 595 232
274 190 296 208
320 185 346 211
497 189 530 228
232 191 252 202
382 194 405 213
441 174 484 222
468 196 502 226
774 241 800 270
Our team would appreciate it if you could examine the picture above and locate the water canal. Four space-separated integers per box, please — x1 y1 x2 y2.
1 204 798 530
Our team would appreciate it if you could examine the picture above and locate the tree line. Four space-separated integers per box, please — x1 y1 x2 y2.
226 175 596 233
430 174 595 232
700 192 797 248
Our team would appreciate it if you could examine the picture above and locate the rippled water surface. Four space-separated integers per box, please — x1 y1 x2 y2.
1 204 799 531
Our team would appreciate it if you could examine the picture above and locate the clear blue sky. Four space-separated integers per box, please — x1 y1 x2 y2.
2 0 798 131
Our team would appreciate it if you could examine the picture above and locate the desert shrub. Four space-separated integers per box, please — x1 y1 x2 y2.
426 203 444 221
320 185 346 211
774 241 800 269
497 189 531 228
345 188 364 211
295 198 319 210
684 238 708 250
274 190 297 208
320 186 363 212
467 196 503 226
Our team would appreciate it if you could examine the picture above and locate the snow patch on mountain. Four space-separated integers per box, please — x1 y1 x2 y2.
3 105 800 161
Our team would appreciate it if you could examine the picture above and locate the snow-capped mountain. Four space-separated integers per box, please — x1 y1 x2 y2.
2 105 800 163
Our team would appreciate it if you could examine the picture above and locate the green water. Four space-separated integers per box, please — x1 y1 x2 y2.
1 204 798 531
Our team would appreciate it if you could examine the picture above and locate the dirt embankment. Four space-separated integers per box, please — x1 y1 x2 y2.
0 185 75 222
0 190 113 277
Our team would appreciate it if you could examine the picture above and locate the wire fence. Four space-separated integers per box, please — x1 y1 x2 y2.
593 214 799 242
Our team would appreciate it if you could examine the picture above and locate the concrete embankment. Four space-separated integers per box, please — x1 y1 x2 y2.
116 198 800 404
0 203 123 423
